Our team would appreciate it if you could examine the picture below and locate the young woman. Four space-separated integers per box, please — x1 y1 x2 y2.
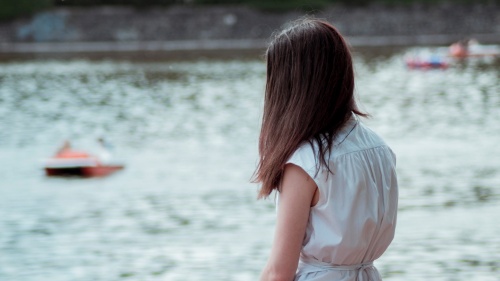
254 19 398 281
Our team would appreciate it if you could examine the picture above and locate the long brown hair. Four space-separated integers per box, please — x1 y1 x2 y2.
254 18 367 199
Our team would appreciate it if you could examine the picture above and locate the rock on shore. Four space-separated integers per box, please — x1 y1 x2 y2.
0 3 498 47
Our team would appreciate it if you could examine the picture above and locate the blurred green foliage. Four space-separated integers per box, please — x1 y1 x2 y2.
53 0 185 6
0 0 53 20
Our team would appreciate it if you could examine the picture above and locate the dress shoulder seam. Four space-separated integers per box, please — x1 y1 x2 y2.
331 144 389 159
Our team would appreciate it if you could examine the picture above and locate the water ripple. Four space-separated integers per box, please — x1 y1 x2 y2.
0 50 498 280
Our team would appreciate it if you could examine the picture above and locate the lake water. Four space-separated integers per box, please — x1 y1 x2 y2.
0 47 499 281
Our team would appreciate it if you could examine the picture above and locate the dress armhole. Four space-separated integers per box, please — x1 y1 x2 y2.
286 143 321 191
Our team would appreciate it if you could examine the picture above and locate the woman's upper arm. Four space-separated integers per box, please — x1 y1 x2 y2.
261 164 317 281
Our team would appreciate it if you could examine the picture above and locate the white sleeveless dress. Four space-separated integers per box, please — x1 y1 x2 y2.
284 116 398 281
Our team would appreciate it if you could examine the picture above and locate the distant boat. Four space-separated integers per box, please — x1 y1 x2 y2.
44 149 124 177
449 40 500 58
405 57 449 70
404 41 499 70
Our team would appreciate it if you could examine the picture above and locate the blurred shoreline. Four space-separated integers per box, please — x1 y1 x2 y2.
0 4 498 53
1 33 499 55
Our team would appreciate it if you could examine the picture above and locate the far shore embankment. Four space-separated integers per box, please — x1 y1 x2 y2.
0 3 498 53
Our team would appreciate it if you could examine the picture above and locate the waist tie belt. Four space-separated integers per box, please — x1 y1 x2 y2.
298 257 375 281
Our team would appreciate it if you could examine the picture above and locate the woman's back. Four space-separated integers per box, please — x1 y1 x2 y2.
286 116 398 281
256 19 398 281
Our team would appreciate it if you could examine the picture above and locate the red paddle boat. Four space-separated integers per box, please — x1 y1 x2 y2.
449 39 500 58
44 141 124 177
405 57 449 69
404 51 450 70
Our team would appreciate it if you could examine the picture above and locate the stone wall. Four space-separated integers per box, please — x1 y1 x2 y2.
0 3 498 45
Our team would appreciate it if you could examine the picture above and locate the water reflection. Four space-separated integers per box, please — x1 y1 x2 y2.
0 49 498 281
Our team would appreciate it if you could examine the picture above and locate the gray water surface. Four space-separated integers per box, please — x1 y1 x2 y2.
0 48 499 281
